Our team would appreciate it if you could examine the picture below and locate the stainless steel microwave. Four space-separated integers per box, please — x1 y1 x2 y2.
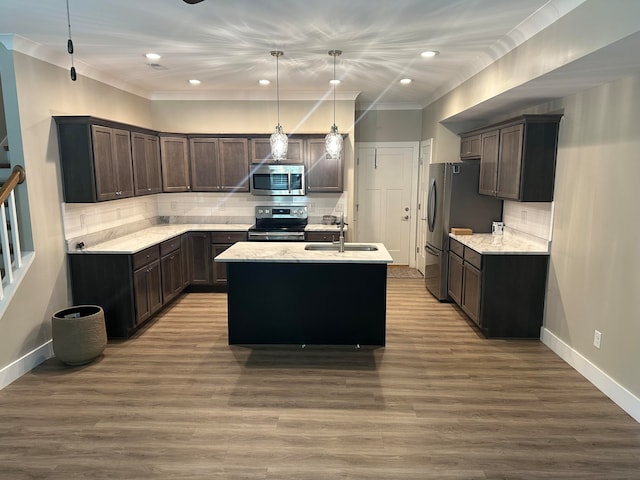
250 164 305 196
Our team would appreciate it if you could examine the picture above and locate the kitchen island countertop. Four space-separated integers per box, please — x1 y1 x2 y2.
215 241 393 264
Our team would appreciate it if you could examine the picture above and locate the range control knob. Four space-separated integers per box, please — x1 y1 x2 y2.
258 209 264 214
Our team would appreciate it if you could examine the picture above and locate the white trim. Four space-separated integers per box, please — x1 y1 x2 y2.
0 340 53 390
152 90 361 102
356 102 424 111
541 327 640 423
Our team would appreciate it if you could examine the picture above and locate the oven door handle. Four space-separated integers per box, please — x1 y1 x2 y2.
288 171 292 194
249 231 305 241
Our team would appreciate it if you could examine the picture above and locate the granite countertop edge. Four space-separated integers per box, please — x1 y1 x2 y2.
450 232 550 255
68 223 349 254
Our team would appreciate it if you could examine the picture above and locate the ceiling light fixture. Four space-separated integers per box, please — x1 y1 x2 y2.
145 53 162 61
420 50 439 58
400 78 412 85
325 49 343 161
269 50 288 162
65 0 76 81
259 79 270 86
189 79 201 85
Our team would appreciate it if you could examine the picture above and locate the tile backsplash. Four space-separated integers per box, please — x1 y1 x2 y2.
155 192 347 224
62 192 347 247
63 196 159 241
502 201 553 240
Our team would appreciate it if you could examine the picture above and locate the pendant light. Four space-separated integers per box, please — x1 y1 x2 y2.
325 50 343 160
270 50 288 162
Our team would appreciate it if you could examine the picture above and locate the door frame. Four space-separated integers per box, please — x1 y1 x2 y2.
416 139 433 274
354 141 420 267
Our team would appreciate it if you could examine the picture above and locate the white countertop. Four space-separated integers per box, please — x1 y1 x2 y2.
70 224 253 254
304 224 343 231
69 223 350 254
450 231 549 254
215 241 393 264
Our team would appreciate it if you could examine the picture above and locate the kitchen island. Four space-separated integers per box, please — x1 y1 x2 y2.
215 242 393 346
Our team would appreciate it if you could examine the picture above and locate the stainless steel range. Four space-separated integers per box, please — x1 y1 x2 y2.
247 206 308 241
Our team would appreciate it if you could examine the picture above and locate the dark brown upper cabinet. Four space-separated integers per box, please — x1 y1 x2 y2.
160 135 191 192
250 137 304 164
306 137 344 193
131 132 162 196
468 115 562 202
460 134 481 159
54 116 136 203
189 137 249 192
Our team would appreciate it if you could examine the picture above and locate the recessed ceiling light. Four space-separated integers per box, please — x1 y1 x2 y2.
189 79 201 85
400 78 412 85
330 79 341 85
420 50 439 58
145 53 161 61
259 79 270 85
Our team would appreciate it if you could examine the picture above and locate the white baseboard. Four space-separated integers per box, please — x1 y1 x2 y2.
541 327 640 423
0 340 53 390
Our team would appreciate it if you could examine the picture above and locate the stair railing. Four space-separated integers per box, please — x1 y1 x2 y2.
0 165 25 299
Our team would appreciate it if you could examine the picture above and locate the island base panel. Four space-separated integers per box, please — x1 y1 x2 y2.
226 262 387 345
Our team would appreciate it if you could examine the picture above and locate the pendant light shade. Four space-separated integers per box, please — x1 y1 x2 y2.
325 50 343 160
270 50 288 162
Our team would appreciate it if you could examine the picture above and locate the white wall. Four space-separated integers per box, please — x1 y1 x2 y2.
0 47 152 383
419 0 640 414
545 74 640 397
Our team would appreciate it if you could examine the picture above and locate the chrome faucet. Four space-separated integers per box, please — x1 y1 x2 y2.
334 213 346 252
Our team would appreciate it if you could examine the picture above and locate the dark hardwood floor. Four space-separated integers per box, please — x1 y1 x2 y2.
1 278 639 479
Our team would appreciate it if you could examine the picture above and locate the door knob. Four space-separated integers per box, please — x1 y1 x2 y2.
402 215 409 220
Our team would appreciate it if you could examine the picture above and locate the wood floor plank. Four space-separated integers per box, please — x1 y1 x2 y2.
1 278 639 479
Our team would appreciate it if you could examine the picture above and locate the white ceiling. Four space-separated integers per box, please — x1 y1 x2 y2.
0 0 592 111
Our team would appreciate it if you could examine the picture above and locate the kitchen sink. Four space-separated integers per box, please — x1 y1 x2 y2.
304 244 378 252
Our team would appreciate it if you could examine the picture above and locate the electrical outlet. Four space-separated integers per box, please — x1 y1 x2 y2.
521 210 528 224
170 201 177 211
593 330 602 349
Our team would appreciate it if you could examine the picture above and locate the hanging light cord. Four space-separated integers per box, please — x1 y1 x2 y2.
276 52 280 126
332 52 336 126
66 0 76 81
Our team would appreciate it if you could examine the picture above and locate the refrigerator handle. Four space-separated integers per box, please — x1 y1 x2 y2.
425 244 440 256
427 178 437 232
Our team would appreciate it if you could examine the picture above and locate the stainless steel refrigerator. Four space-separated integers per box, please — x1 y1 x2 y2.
424 162 503 301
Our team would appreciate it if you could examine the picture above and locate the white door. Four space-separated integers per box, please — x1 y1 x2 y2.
356 145 415 264
415 140 432 275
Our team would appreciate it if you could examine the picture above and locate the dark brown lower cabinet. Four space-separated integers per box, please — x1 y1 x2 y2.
161 249 183 304
180 234 190 288
133 259 162 326
69 230 249 338
460 262 481 323
211 231 248 286
68 245 164 338
305 231 340 242
212 245 230 285
448 238 549 338
447 252 463 305
188 232 211 285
